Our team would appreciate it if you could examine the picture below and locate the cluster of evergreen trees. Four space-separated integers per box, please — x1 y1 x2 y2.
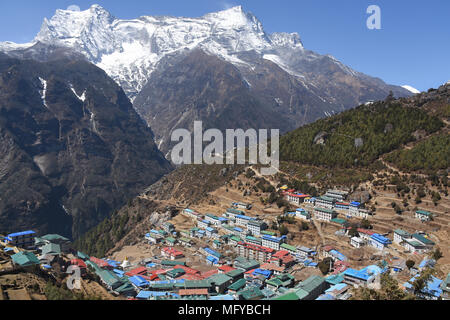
74 211 130 257
280 102 443 167
386 134 449 172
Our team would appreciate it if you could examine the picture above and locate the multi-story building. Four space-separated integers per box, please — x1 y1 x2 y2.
295 208 311 221
350 237 365 248
247 220 266 236
162 222 175 233
5 230 36 249
325 190 349 202
315 196 336 209
313 207 338 222
182 208 200 219
235 242 275 263
232 202 252 210
198 219 211 230
261 235 286 251
285 193 310 205
393 229 411 245
349 202 361 216
415 210 433 221
369 234 392 251
235 215 255 228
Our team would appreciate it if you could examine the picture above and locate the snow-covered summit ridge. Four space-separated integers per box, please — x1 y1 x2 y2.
0 4 357 99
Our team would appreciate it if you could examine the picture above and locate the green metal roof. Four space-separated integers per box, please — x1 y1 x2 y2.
416 210 432 216
227 278 246 291
238 287 264 300
98 270 122 288
41 243 61 256
315 207 335 214
11 251 40 267
273 292 299 300
207 274 232 286
41 234 70 242
331 218 347 225
318 196 335 202
176 280 211 289
226 269 245 278
165 237 176 243
281 243 297 252
296 275 325 294
161 260 186 266
77 251 90 260
412 233 435 245
394 229 411 237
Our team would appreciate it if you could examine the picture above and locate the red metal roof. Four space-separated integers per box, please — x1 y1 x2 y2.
273 250 290 258
200 269 218 278
161 247 184 257
179 289 209 296
71 259 87 268
286 193 310 198
218 265 236 273
176 274 204 281
125 266 148 277
90 257 110 268
238 242 274 254
260 263 285 272
175 265 200 275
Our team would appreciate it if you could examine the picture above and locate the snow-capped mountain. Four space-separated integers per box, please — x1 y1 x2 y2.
0 4 408 101
0 4 412 156
1 5 303 99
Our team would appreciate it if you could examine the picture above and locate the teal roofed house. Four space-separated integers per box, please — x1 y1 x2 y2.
77 251 90 261
11 251 40 268
293 275 328 300
440 273 450 300
238 287 264 300
41 234 69 242
98 270 123 290
265 274 295 289
41 243 61 256
415 210 433 221
227 278 246 293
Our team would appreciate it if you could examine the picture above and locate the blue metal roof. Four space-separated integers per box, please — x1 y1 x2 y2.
136 291 178 299
316 294 336 300
329 249 347 261
404 275 443 298
129 275 149 287
262 235 285 242
343 268 370 281
371 233 392 244
209 294 234 300
350 202 360 206
252 269 272 278
207 256 219 262
236 215 254 220
7 230 36 238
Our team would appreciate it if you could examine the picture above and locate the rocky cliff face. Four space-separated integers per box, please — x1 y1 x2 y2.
0 5 411 157
0 54 172 238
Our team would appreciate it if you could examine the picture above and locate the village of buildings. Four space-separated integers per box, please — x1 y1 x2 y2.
0 182 448 301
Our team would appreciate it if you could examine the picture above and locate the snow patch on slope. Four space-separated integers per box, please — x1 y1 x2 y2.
38 77 49 108
402 85 420 94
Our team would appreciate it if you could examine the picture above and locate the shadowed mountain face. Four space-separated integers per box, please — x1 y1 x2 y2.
134 49 411 155
0 54 172 238
0 5 411 158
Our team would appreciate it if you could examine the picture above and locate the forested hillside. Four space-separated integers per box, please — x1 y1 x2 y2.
280 102 443 167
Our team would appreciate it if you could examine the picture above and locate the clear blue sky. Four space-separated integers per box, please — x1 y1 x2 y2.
0 0 448 91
